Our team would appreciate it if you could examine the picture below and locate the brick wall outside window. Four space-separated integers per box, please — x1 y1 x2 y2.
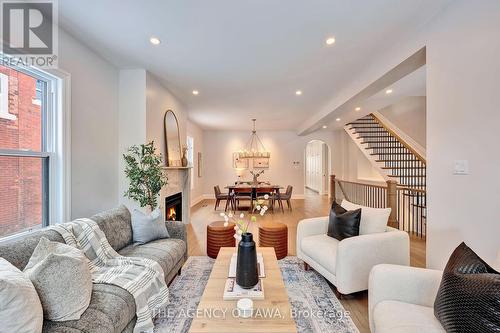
0 65 43 237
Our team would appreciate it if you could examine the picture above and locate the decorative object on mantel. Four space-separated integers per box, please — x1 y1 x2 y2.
235 119 270 160
250 169 265 185
123 141 167 211
220 200 269 288
181 146 188 167
164 110 182 167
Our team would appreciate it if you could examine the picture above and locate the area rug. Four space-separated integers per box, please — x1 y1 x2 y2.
154 256 359 333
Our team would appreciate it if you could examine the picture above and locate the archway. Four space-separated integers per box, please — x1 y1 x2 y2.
304 140 331 196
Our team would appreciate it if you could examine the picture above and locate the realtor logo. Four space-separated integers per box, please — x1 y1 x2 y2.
1 0 58 68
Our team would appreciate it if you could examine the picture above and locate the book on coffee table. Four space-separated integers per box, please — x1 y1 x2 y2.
228 252 265 278
223 278 264 300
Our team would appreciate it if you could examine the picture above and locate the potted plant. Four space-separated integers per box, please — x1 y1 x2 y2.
123 141 167 211
221 196 269 288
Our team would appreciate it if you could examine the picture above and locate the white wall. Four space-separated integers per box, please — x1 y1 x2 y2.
332 129 385 184
118 69 147 211
58 30 119 218
425 0 500 268
187 120 205 205
202 130 336 197
379 96 426 148
146 73 187 161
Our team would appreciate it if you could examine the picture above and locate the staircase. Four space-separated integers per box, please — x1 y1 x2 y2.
341 113 427 236
345 113 426 190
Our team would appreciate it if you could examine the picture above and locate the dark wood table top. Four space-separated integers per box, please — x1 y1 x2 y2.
225 184 284 189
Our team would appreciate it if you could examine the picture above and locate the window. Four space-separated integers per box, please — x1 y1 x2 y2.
0 64 60 238
187 136 194 190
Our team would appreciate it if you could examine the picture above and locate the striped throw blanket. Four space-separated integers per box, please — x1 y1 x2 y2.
52 218 169 333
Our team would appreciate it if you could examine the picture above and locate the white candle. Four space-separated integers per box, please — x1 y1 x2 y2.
237 298 253 318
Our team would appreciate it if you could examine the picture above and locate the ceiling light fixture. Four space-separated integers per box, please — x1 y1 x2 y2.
355 107 361 111
336 118 341 122
295 90 302 96
149 37 161 45
325 37 336 45
192 90 199 95
322 125 328 129
236 119 270 159
385 89 393 94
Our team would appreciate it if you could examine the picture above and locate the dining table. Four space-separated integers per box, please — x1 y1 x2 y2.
224 184 284 212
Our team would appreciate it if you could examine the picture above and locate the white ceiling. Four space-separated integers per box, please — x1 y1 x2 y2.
323 65 427 129
58 0 450 131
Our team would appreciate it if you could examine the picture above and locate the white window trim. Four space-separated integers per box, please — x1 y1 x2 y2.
0 73 16 120
45 67 72 224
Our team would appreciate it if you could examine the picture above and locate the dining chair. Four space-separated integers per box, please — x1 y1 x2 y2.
279 185 293 211
233 187 253 211
255 187 275 212
213 185 231 211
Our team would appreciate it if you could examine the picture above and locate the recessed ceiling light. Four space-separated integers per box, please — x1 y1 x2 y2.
325 37 336 45
149 37 161 45
322 125 328 129
355 107 361 111
385 89 393 94
192 90 199 95
336 118 341 122
295 90 302 96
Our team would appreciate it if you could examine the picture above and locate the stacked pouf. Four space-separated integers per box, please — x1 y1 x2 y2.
258 222 288 260
206 221 235 259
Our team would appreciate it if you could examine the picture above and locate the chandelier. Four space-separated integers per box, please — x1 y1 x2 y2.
237 119 270 159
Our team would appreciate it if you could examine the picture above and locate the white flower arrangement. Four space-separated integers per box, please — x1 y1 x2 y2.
220 194 269 241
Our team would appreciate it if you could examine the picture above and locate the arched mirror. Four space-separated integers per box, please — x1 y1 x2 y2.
164 110 182 166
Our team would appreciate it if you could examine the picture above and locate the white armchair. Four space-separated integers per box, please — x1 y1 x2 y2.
296 216 409 295
368 264 445 333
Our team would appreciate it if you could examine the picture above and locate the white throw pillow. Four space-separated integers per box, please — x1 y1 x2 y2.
341 200 391 235
0 258 43 333
24 237 92 321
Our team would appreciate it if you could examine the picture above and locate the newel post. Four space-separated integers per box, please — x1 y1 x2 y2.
386 180 398 229
330 175 336 202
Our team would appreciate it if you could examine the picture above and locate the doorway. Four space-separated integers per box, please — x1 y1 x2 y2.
304 140 331 195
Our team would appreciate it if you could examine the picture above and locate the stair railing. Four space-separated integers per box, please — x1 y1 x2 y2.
330 175 426 237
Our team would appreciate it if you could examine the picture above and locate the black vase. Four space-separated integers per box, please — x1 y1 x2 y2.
236 232 259 289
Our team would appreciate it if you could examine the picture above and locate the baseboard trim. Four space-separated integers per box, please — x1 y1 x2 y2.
190 195 205 207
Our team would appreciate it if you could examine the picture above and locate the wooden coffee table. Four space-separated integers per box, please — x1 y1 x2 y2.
188 247 297 333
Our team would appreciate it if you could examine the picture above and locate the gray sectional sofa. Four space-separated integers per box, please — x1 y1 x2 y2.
0 205 187 333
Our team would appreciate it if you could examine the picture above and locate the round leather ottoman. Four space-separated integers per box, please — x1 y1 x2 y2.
258 222 288 260
207 221 235 259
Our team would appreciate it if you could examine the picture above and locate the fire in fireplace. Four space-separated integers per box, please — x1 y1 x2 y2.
165 192 182 222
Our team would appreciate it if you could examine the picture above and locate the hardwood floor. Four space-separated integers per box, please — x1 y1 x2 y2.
187 192 426 333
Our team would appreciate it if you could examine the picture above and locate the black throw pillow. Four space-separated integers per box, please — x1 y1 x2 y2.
327 201 361 241
434 242 500 333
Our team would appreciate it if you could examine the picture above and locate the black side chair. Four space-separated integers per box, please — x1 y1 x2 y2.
214 185 230 211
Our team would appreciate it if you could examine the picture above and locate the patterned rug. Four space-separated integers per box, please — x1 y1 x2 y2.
154 256 359 333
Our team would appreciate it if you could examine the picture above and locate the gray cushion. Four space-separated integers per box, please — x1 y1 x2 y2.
118 238 186 281
24 238 92 321
131 209 170 244
91 205 133 251
0 229 64 270
42 284 136 333
0 258 43 333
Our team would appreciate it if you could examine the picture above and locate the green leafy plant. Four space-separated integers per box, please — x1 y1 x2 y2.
123 141 167 210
